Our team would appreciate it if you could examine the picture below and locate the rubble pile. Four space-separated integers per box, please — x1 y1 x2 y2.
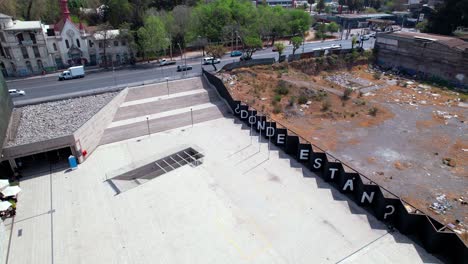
325 73 373 90
8 93 117 147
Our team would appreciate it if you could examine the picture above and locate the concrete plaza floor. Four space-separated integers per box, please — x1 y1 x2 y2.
5 117 441 264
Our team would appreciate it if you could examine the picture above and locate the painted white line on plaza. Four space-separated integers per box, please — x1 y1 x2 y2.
108 102 217 128
121 89 207 107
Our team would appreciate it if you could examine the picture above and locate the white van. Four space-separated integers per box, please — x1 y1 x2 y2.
203 57 221 65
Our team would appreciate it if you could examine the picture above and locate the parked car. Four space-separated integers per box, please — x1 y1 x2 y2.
369 32 376 38
8 89 25 96
230 50 242 57
177 65 193 72
203 57 221 65
330 44 342 49
159 59 176 66
361 35 370 40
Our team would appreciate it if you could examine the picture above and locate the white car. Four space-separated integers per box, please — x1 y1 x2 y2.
330 44 342 49
8 89 25 96
203 57 221 65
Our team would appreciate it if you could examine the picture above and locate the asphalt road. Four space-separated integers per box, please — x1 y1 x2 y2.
7 38 375 103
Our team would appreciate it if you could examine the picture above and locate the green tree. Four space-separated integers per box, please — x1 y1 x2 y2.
189 0 232 42
287 9 312 36
415 20 428 32
316 0 325 13
137 16 170 61
291 36 302 55
327 22 340 34
425 0 468 35
103 0 132 28
274 42 285 57
205 44 226 70
117 22 138 64
242 36 262 60
95 23 114 68
351 35 358 49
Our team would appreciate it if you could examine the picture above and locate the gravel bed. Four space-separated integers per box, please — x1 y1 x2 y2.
6 93 117 147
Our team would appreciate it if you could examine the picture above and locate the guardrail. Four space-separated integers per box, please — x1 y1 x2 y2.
202 69 467 263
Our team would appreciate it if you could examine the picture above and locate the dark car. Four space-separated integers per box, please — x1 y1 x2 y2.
230 50 242 57
177 65 193 72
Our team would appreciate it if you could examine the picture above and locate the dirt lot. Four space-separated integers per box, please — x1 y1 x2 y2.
218 63 468 241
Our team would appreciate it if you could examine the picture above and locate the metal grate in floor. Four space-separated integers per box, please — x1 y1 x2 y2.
107 147 204 194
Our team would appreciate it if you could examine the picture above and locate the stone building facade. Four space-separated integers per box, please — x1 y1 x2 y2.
0 0 130 77
375 31 468 87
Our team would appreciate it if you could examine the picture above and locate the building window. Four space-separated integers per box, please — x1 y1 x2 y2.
0 33 5 43
88 40 94 47
76 39 80 48
37 59 44 70
17 33 24 45
98 42 103 48
10 62 16 72
65 39 70 49
21 47 29 59
25 61 32 73
33 46 40 58
121 40 126 46
53 43 57 51
4 47 11 58
114 40 118 47
29 33 37 44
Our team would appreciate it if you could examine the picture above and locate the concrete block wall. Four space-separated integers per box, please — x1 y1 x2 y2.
73 89 128 163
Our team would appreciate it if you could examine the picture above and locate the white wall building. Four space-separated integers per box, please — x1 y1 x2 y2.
0 0 130 77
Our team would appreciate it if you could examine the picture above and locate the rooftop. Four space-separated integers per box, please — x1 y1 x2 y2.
3 20 42 31
3 117 440 264
336 13 394 19
387 31 468 51
5 93 116 148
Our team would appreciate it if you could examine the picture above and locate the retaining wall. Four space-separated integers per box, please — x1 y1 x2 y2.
73 89 128 163
202 69 468 263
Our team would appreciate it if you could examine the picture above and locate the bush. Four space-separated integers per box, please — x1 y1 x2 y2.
298 95 308 104
288 96 296 106
273 104 282 114
321 100 331 111
275 86 289 95
312 90 328 101
369 107 378 116
354 99 366 106
273 94 282 102
342 88 353 100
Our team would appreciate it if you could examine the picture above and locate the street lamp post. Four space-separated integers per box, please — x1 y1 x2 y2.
165 77 169 96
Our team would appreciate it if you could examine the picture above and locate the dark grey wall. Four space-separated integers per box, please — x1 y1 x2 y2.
0 74 13 155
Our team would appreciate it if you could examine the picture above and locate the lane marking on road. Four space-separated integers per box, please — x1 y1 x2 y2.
108 102 219 128
121 89 207 107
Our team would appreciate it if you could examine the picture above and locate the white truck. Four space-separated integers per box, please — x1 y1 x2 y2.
58 66 85 81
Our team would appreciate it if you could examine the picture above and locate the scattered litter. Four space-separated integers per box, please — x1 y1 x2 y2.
306 100 312 105
429 194 452 214
261 97 267 101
